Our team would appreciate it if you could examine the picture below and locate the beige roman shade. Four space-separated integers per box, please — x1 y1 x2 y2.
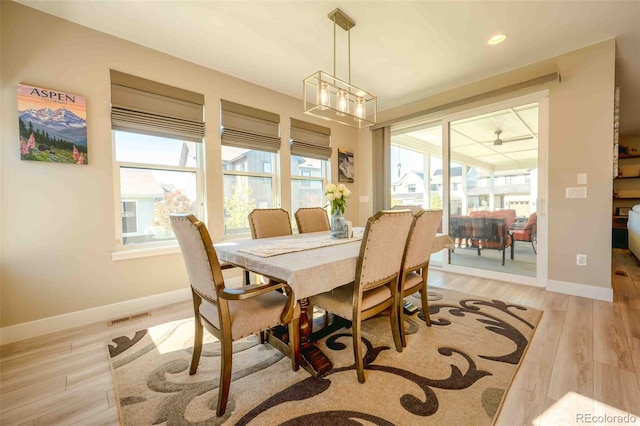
110 70 205 142
290 118 332 160
220 100 281 153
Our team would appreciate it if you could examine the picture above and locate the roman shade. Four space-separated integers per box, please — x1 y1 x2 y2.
290 118 332 160
110 70 205 142
220 100 281 153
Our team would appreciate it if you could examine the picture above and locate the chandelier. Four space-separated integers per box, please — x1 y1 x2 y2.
303 8 377 128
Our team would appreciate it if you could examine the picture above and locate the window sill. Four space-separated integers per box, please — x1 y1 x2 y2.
111 244 181 261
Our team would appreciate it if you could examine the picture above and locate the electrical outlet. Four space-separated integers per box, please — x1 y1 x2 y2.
576 254 587 266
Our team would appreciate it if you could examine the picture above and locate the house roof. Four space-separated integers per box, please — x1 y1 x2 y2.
466 184 531 196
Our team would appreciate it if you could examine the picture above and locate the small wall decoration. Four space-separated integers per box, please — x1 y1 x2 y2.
18 83 87 164
338 148 354 183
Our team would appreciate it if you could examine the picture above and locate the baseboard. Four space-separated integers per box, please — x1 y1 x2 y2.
546 279 613 302
0 288 192 346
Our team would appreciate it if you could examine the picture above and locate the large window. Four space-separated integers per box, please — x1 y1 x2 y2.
222 146 276 236
110 70 205 248
115 131 202 245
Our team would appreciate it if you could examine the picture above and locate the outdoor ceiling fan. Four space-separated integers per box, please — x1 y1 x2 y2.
487 130 534 146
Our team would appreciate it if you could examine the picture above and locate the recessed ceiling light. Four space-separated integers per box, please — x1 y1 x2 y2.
488 34 507 45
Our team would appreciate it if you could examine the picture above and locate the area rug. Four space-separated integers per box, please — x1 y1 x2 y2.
107 288 542 425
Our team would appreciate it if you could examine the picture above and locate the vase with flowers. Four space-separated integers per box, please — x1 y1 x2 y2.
325 183 351 239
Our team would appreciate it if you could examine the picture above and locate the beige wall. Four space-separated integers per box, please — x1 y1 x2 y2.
0 2 359 329
357 40 616 292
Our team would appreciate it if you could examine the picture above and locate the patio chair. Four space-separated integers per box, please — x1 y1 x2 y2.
170 214 298 416
511 212 537 253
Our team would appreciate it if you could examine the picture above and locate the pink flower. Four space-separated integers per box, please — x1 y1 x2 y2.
27 134 36 151
20 139 29 155
77 153 85 165
73 145 79 162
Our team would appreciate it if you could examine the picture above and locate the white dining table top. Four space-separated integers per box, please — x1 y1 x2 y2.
215 230 454 301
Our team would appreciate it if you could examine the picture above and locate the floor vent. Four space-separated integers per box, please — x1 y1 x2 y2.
614 270 628 276
108 311 151 326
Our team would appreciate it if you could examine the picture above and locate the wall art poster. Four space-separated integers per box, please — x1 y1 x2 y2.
338 148 354 183
18 83 87 164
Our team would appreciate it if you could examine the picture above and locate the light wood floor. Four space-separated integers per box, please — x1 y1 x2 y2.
1 249 639 425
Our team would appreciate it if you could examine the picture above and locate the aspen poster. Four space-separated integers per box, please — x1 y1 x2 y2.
18 84 88 164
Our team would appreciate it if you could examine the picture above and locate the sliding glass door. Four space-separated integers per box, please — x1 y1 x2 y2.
389 93 547 285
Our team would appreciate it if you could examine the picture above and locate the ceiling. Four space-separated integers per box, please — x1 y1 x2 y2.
16 0 640 135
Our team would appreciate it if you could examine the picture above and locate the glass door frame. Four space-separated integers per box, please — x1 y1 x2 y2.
440 91 549 288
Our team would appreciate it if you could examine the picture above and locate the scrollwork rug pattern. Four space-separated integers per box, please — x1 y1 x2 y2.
108 288 542 425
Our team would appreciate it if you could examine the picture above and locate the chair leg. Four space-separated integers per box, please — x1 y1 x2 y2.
190 317 204 375
216 339 233 417
389 299 403 353
352 317 365 383
420 286 431 327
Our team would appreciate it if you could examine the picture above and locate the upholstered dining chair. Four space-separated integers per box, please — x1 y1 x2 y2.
294 207 331 233
246 208 293 285
248 208 293 239
309 209 414 383
398 209 443 347
170 214 298 416
391 204 423 216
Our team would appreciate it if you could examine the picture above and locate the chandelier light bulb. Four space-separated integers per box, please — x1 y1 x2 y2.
319 82 330 109
355 97 364 119
337 90 349 115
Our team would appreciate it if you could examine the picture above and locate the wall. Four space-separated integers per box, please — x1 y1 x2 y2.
357 40 616 298
0 2 359 335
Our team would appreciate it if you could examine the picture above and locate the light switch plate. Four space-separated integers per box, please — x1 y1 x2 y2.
577 173 587 184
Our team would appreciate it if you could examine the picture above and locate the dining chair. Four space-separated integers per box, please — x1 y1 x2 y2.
245 208 293 285
248 208 293 239
294 207 331 233
398 209 443 347
309 209 414 383
170 214 298 416
391 204 423 216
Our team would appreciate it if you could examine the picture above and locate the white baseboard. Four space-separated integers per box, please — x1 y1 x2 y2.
0 288 192 346
546 279 613 302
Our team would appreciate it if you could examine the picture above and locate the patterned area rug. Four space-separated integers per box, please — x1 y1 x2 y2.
108 288 542 425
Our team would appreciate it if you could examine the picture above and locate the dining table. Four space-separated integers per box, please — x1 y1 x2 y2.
215 228 454 377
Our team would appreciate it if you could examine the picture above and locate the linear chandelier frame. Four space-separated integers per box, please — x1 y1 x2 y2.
303 8 377 129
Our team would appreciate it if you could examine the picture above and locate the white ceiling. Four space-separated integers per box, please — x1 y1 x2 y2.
16 0 640 135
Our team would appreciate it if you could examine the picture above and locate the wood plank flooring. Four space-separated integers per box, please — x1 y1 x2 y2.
1 249 639 425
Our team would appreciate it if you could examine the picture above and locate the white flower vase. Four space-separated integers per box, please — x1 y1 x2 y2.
331 210 348 239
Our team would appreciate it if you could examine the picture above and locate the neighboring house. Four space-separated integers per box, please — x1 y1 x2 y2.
119 168 167 244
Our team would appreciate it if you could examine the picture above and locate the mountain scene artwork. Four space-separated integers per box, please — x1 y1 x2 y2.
18 84 88 164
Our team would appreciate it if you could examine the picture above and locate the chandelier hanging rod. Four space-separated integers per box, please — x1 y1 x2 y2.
329 8 355 83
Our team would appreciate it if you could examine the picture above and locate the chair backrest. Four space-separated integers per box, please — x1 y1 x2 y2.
525 212 537 228
294 207 330 233
391 204 423 216
356 209 413 292
170 214 223 303
248 208 293 239
403 209 443 273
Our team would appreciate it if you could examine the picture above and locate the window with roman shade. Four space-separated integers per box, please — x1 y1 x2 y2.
110 70 205 249
110 69 205 143
289 118 332 161
220 100 281 152
220 101 280 236
289 119 330 224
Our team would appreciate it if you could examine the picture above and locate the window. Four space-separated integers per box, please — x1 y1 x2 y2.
220 100 281 236
289 119 331 225
110 70 205 248
291 156 328 214
115 132 202 245
408 183 416 193
222 146 276 236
